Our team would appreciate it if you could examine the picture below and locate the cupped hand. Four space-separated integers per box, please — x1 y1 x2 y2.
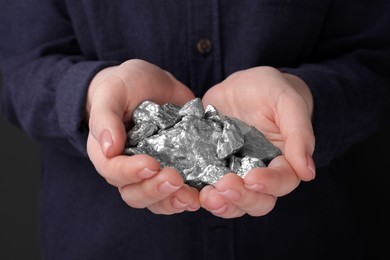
200 66 316 218
86 59 200 214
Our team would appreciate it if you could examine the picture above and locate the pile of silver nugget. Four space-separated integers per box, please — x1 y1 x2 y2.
124 98 282 190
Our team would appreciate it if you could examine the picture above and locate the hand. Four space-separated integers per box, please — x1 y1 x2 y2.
86 59 200 214
200 66 315 218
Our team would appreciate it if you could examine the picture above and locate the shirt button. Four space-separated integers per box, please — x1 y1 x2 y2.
196 38 212 55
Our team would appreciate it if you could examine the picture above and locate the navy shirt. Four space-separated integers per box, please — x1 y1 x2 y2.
1 1 390 259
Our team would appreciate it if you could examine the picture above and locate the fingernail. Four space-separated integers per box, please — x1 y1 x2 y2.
159 181 181 194
218 189 241 200
99 129 113 157
171 197 188 209
187 204 200 211
210 204 228 215
307 153 316 180
137 168 158 179
244 183 265 192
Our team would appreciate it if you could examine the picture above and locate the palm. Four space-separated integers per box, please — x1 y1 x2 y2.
202 67 289 151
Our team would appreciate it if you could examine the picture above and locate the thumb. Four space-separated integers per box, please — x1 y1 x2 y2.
280 73 316 181
278 91 315 181
89 113 126 159
283 129 316 181
88 76 128 158
280 103 316 181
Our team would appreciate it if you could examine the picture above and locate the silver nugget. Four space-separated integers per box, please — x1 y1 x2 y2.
124 98 282 190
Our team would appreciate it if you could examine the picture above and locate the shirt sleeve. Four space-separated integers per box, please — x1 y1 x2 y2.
281 1 390 168
0 0 117 157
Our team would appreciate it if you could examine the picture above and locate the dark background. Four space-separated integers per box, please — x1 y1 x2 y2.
0 75 389 259
0 115 41 260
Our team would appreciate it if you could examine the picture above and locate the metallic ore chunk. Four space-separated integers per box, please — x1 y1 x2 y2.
229 155 266 179
126 121 158 146
178 97 205 118
239 126 282 164
216 118 245 159
237 156 266 178
204 104 226 124
133 100 180 130
186 165 230 190
229 155 243 174
124 99 282 189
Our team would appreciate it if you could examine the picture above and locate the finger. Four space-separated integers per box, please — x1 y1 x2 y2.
284 128 316 181
147 185 200 215
200 185 246 218
277 90 316 181
243 155 300 197
119 167 185 209
214 173 277 217
161 71 196 106
87 133 160 187
88 74 129 158
119 59 196 108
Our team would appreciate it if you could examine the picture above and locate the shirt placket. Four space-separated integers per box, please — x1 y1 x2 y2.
186 0 223 97
186 1 235 259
